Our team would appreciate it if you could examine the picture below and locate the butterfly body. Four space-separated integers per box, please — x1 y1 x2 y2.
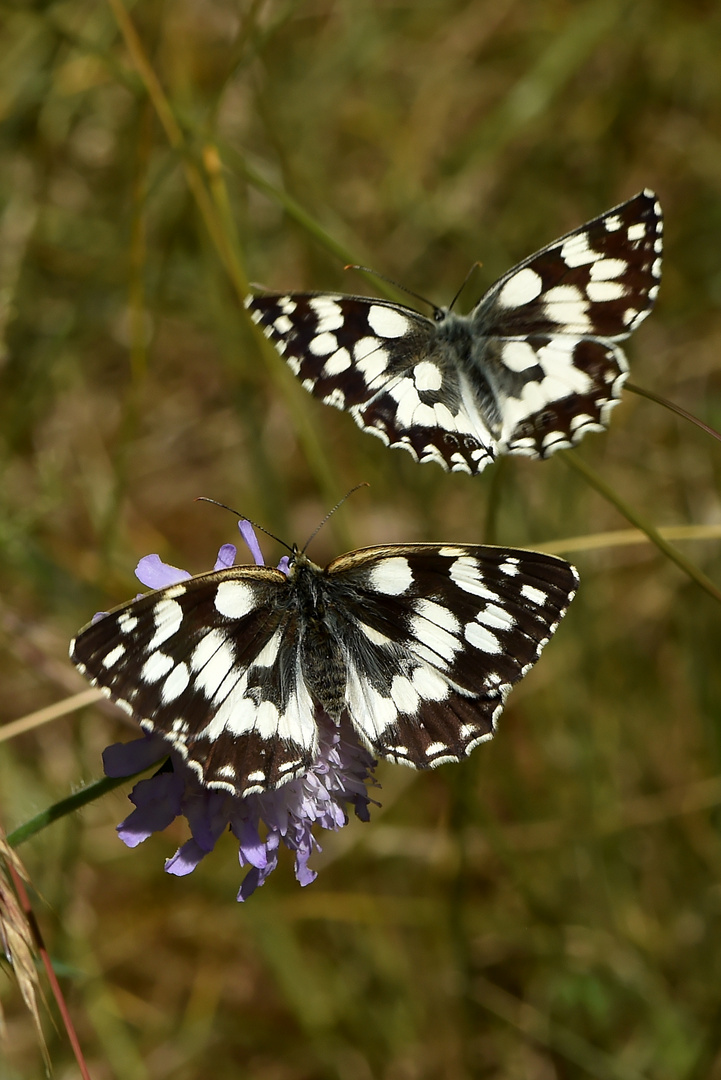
71 543 578 798
247 190 662 474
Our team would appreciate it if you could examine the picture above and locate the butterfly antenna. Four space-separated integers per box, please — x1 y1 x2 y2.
345 265 443 317
448 262 482 312
301 482 369 554
195 497 294 554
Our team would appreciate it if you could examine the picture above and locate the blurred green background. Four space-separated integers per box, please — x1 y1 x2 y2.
2 1 721 1077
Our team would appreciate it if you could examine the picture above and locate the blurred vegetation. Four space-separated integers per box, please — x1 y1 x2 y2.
1 0 721 1077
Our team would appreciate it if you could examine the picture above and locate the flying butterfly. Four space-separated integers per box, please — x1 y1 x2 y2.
71 541 578 798
246 191 662 474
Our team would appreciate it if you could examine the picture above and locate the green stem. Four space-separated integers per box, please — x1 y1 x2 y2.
560 451 721 606
7 773 145 848
627 381 721 445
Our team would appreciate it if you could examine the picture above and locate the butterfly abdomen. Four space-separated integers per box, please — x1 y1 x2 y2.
288 556 349 720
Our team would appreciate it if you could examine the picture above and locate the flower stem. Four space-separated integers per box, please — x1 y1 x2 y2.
7 774 141 847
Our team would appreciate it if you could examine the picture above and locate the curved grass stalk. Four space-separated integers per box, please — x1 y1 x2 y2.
0 690 102 744
540 522 721 556
106 0 349 546
559 450 721 605
627 381 721 444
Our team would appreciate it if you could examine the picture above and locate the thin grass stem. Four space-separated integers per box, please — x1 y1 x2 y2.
559 450 721 605
106 0 345 532
8 774 146 848
627 380 721 444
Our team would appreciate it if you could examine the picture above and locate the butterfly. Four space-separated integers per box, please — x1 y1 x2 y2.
70 543 578 797
246 190 662 474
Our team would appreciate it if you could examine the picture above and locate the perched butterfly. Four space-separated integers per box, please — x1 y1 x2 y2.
71 543 578 797
247 190 662 474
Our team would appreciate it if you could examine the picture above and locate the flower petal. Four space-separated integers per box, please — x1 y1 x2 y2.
135 554 192 589
238 520 265 566
214 544 237 571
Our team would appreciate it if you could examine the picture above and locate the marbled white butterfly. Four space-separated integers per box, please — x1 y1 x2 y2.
247 191 662 474
71 543 578 797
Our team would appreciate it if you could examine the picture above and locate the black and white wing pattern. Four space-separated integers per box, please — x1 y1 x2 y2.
70 545 578 797
247 190 662 474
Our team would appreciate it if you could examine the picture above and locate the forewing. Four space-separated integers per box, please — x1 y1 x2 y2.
326 545 578 769
473 191 663 458
70 567 319 797
246 291 498 474
479 190 662 340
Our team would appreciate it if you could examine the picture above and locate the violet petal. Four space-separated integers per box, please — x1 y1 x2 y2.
135 554 192 589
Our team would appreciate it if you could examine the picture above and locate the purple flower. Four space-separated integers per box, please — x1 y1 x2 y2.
103 521 378 900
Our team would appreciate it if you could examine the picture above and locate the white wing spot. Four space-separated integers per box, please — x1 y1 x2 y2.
141 651 174 683
521 584 548 605
476 604 516 631
449 557 502 601
413 360 443 392
366 558 414 595
148 599 183 650
322 348 352 375
590 257 627 280
502 340 539 372
214 580 258 619
194 638 236 699
367 304 412 338
309 331 338 356
411 665 449 701
390 675 420 713
560 232 598 268
309 297 344 332
425 741 452 759
410 612 461 662
118 613 138 634
497 267 543 308
102 643 126 668
252 629 282 668
413 598 461 635
543 286 591 331
324 388 346 408
162 662 190 703
464 621 502 654
354 340 388 381
586 280 626 302
604 214 622 231
627 222 646 241
255 699 281 739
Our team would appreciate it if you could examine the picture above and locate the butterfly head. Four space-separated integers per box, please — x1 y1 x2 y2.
285 545 322 582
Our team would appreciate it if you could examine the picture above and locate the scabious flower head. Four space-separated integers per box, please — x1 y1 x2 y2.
102 521 378 900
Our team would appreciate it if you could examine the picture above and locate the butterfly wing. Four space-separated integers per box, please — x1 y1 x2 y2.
246 292 499 474
472 189 663 458
70 566 319 797
323 544 578 768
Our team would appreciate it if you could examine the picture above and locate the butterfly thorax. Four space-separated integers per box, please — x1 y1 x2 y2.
431 308 503 435
286 551 348 720
432 308 475 363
